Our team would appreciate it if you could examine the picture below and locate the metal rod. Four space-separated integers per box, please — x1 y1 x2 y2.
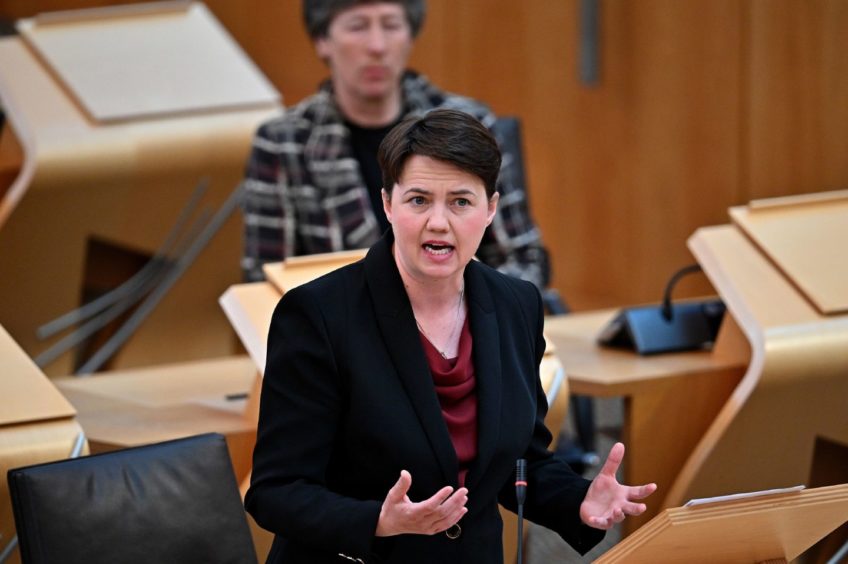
0 536 18 564
34 209 211 369
36 178 209 339
76 187 241 374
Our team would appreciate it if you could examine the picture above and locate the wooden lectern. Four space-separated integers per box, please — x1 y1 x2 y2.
0 325 86 564
666 191 848 507
596 484 848 563
0 1 281 376
544 190 848 545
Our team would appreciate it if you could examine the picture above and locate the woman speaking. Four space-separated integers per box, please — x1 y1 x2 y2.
246 109 655 563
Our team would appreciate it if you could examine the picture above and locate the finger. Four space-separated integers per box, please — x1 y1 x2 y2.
421 490 467 531
429 506 468 534
598 442 625 478
419 485 456 511
586 515 610 530
611 508 625 523
386 470 413 504
441 487 468 505
424 490 467 525
628 483 657 500
621 501 648 516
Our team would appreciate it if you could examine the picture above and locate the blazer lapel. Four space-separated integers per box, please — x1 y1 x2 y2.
364 233 459 487
463 261 503 490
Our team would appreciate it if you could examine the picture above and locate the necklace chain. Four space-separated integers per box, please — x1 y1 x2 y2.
415 286 465 359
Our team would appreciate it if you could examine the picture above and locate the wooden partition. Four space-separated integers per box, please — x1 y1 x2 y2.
0 4 280 375
0 324 86 564
2 0 846 311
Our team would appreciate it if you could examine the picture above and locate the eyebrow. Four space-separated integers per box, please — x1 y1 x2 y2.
401 187 477 196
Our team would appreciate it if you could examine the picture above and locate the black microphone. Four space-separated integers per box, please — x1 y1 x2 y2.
515 459 527 564
661 264 702 320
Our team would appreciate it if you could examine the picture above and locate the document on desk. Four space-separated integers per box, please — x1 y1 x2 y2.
684 485 806 507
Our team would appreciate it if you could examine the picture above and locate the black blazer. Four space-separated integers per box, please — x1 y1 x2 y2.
246 232 603 563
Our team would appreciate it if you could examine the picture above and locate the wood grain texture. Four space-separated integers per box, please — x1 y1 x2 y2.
597 484 848 563
3 1 846 310
666 224 848 510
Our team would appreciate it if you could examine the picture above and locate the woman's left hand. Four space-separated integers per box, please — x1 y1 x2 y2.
579 442 657 530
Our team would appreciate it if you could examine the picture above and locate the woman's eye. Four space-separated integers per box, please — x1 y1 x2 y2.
410 196 426 205
455 198 470 207
383 20 405 31
344 19 369 32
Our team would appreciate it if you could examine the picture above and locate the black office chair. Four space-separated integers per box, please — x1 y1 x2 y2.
491 116 598 473
7 433 257 564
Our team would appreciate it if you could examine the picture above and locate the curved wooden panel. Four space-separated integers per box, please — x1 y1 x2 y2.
0 35 280 375
665 224 848 507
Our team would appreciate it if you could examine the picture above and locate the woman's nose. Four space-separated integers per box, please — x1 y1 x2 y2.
426 206 450 231
366 27 388 53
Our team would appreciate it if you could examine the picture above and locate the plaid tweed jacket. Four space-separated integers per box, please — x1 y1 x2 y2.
240 71 549 287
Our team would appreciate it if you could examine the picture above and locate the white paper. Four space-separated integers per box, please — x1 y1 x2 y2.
684 485 806 507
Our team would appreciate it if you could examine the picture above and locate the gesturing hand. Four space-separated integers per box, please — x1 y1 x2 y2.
375 470 468 537
580 442 657 530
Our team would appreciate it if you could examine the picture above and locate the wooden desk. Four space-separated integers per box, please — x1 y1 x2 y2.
1 325 85 564
54 356 258 482
544 311 748 534
0 27 280 375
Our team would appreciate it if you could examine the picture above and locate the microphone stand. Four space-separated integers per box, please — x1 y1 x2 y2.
516 459 527 564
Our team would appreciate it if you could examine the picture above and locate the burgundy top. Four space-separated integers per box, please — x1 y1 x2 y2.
419 317 478 487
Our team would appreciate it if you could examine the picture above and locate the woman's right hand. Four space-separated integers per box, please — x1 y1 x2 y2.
375 470 468 537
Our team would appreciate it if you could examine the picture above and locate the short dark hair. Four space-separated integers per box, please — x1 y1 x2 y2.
378 109 502 199
303 0 426 39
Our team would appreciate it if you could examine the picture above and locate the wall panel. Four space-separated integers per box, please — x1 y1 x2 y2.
3 0 846 309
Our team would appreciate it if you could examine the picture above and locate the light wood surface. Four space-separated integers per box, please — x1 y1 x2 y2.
219 282 280 373
262 249 367 295
597 483 848 563
0 324 76 425
17 1 279 122
0 34 280 375
54 356 259 482
544 312 748 534
746 0 848 202
0 323 86 564
2 1 846 311
729 190 848 315
663 222 848 508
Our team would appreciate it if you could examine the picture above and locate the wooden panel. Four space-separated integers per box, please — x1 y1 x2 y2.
3 0 847 313
746 0 848 199
262 249 366 294
597 484 848 563
0 36 279 375
0 324 76 426
545 311 748 533
730 191 848 315
411 1 743 308
17 2 279 122
666 225 848 509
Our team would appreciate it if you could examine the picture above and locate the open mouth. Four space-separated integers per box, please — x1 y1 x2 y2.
423 243 454 255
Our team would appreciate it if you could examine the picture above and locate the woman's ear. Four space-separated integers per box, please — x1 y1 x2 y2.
315 37 330 63
382 188 392 224
486 192 500 226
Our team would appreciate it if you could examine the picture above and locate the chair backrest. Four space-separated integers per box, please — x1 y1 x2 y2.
491 116 568 314
7 433 257 564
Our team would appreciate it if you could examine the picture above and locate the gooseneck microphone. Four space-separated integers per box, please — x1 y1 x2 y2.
661 264 703 320
515 459 527 564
